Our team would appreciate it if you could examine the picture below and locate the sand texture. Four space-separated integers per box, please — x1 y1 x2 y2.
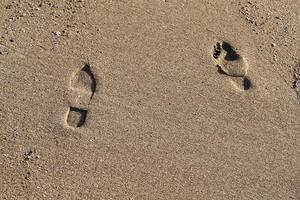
0 0 300 199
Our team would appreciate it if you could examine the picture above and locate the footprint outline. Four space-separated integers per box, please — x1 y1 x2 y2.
212 41 252 91
66 63 97 128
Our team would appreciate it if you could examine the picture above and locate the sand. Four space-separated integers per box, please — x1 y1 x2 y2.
0 0 299 199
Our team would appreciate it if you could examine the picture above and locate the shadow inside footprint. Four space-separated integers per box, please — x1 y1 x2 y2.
243 77 252 90
217 65 227 75
213 42 222 59
222 42 241 61
81 64 96 99
67 107 87 128
230 76 252 91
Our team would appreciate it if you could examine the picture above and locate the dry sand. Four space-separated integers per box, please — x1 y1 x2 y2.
0 0 300 199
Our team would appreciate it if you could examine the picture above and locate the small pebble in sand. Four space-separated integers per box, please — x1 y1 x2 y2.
53 31 61 36
24 150 33 160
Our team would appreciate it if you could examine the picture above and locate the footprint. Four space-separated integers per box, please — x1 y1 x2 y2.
70 64 96 99
66 107 87 128
212 41 252 91
66 64 96 128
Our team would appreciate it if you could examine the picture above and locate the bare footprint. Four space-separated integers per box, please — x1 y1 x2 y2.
213 42 252 91
66 63 96 128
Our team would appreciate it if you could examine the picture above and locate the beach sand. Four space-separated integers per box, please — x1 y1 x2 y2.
0 0 299 199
